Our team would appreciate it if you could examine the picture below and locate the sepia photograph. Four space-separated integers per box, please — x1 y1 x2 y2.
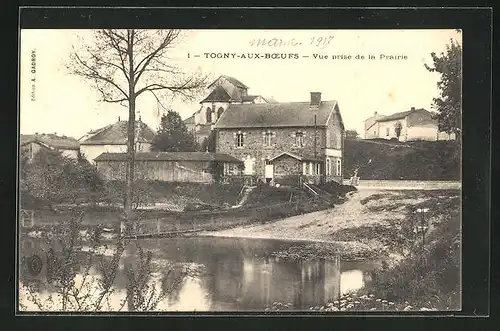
18 28 462 313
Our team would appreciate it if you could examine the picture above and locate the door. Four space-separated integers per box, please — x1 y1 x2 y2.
244 156 255 175
264 160 274 183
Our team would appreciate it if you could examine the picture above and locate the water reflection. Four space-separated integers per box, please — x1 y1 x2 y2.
19 236 380 311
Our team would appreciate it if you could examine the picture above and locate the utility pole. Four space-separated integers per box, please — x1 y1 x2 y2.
314 114 317 159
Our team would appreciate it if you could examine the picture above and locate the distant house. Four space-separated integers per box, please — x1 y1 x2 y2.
79 117 156 163
214 92 345 186
94 152 243 183
363 111 387 139
20 133 80 161
184 75 272 144
364 107 456 142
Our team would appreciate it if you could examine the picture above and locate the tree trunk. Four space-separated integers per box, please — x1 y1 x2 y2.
124 30 136 226
125 97 136 223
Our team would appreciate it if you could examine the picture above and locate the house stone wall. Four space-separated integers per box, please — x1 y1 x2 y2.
377 119 407 140
273 155 302 178
216 126 327 179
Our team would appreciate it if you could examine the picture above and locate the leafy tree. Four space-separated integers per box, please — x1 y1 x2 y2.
20 148 104 207
68 29 208 225
345 130 359 140
200 130 216 152
424 37 462 138
152 110 199 152
394 121 403 140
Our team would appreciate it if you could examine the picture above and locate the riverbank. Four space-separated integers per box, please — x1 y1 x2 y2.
250 188 461 311
204 189 460 261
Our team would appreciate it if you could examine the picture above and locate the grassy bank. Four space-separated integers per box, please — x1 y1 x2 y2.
23 182 357 236
343 139 460 180
266 189 461 311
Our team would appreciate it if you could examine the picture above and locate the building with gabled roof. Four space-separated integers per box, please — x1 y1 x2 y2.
184 75 271 144
20 133 80 161
363 107 456 141
214 92 345 186
78 117 156 163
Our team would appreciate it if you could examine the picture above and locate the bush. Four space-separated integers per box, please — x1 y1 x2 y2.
20 149 104 206
357 192 461 310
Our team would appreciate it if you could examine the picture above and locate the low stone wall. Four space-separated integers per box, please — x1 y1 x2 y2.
344 179 461 190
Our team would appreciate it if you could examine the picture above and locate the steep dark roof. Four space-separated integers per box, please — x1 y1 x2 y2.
80 120 156 145
376 108 427 122
20 133 80 150
94 152 243 163
199 86 232 103
208 75 249 89
214 101 339 129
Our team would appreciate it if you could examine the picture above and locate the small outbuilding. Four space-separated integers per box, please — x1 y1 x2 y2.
94 152 243 183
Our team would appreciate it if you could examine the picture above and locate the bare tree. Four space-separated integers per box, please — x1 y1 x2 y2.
68 29 209 226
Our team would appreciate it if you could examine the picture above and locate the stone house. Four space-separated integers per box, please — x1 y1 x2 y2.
214 92 345 185
20 133 80 162
78 117 156 163
184 75 271 144
364 107 456 142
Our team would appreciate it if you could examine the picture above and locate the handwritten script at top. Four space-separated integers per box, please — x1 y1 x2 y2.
249 36 334 49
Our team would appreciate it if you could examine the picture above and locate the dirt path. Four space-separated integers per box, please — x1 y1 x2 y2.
203 189 426 243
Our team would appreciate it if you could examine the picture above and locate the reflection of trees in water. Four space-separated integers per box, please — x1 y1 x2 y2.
161 264 187 306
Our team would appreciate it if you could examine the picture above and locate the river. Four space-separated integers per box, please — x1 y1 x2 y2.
19 236 381 312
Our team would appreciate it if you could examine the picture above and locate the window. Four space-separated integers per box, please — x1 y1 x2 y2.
309 162 313 175
295 132 304 147
264 131 272 147
237 133 244 147
326 158 331 175
265 159 272 165
206 107 212 123
302 162 307 175
386 127 390 136
336 159 342 176
315 163 321 175
217 107 224 119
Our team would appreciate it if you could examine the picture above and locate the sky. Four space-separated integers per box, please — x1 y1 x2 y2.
19 29 461 139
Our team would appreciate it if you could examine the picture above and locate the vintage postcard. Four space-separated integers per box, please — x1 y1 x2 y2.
18 28 462 313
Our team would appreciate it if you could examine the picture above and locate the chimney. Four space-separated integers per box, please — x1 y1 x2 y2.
118 116 120 121
374 111 378 115
410 107 415 111
310 92 321 110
